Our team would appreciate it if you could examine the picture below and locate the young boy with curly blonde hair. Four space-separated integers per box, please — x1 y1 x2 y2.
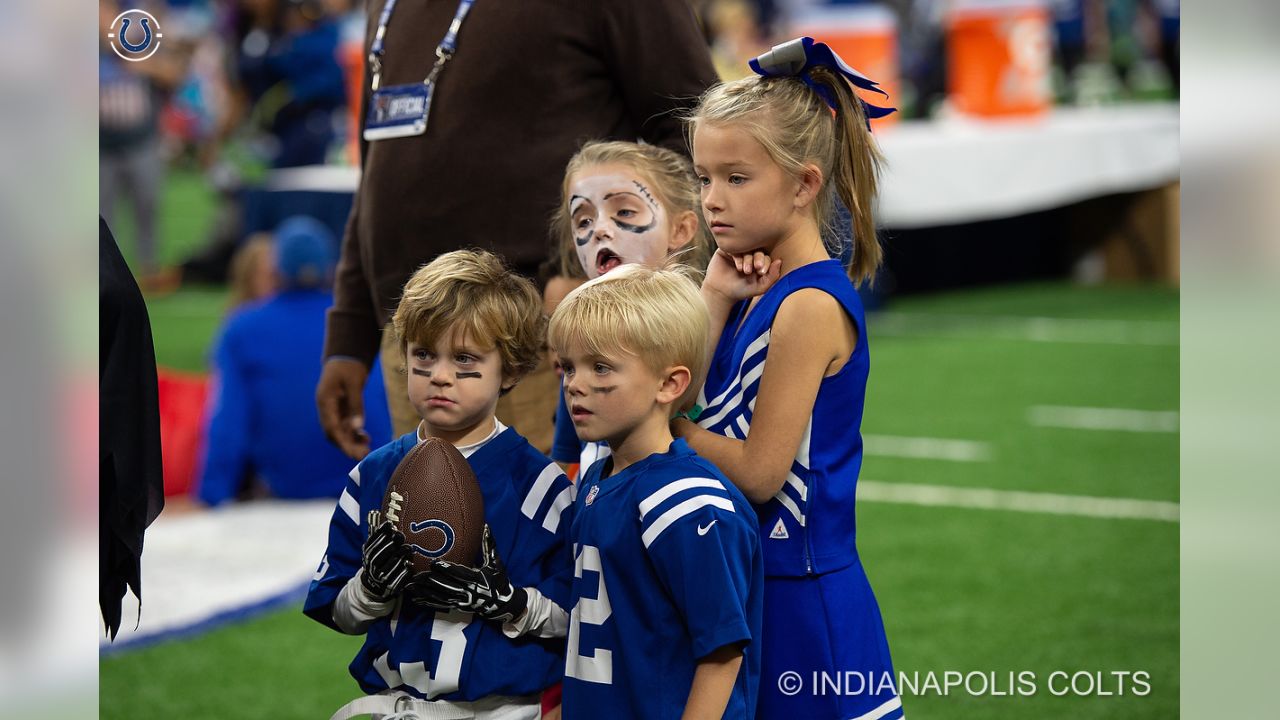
305 249 574 720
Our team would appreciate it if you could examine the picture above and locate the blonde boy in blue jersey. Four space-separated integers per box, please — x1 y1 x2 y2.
541 264 764 719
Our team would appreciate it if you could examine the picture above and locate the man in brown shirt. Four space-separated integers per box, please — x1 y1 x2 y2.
317 0 719 458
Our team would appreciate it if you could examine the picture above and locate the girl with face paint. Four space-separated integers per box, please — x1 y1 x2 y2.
548 141 714 473
553 141 712 282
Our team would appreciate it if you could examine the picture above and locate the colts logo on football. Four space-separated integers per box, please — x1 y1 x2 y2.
106 9 164 62
408 519 456 559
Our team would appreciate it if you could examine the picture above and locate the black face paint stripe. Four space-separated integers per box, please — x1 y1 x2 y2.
593 385 616 395
456 372 482 379
411 368 432 377
631 181 659 211
575 228 594 247
615 218 656 234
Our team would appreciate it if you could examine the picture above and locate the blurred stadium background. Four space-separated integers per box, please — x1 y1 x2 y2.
98 0 1178 718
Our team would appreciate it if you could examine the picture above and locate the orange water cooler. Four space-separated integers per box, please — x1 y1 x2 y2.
946 0 1052 117
341 39 364 164
792 4 900 126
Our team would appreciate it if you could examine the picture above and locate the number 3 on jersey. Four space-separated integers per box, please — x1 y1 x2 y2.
566 544 612 684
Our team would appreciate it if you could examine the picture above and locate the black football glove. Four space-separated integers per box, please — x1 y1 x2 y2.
406 524 528 623
360 513 413 602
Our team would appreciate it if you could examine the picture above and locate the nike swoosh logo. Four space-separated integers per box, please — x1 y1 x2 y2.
697 520 717 536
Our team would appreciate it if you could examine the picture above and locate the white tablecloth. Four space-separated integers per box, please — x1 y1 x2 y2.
875 104 1180 228
265 103 1180 230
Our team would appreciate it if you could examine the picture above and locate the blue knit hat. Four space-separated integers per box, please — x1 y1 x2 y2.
274 215 336 289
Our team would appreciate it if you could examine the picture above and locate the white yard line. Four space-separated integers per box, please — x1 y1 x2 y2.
105 471 1178 652
859 480 1179 522
863 434 993 462
871 312 1178 346
1028 405 1180 433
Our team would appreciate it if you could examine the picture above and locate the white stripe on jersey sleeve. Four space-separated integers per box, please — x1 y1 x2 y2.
339 488 360 524
637 478 726 518
735 413 751 437
349 464 362 486
641 496 736 548
521 462 563 521
773 489 806 527
542 484 574 534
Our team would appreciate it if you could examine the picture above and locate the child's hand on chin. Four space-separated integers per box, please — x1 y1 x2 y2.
703 249 782 306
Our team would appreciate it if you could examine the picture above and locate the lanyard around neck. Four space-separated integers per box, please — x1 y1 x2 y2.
369 0 476 91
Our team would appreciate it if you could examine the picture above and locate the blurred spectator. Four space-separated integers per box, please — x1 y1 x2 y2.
99 0 191 275
226 233 279 309
1149 0 1178 94
1051 0 1088 89
196 216 390 507
220 0 348 170
160 2 226 165
151 0 350 291
704 0 770 80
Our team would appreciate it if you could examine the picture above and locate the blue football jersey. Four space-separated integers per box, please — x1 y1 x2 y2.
698 259 871 577
562 439 763 720
697 260 903 719
304 428 574 701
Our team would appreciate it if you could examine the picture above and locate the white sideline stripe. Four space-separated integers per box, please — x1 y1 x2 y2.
859 480 1179 522
338 489 360 524
1028 405 1179 433
642 496 735 547
521 463 563 520
102 500 338 648
863 434 992 462
871 312 1179 346
638 478 725 518
542 485 575 534
848 694 903 720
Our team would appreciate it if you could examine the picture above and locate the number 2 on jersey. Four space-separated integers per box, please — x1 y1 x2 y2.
566 544 612 684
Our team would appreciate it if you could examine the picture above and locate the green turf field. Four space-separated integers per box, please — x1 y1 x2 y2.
102 171 1178 719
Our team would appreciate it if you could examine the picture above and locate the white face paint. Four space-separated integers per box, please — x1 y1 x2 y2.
569 165 672 279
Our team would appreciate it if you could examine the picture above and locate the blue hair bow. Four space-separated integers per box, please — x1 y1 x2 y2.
748 37 896 127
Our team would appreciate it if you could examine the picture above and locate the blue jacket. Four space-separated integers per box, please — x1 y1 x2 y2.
197 289 391 505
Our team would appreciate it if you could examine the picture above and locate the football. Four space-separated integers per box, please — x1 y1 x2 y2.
381 437 485 572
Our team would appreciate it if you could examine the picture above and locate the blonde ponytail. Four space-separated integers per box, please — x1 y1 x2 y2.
808 67 885 285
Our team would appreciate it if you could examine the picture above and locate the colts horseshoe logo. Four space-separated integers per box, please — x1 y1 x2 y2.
107 9 163 62
408 519 456 559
